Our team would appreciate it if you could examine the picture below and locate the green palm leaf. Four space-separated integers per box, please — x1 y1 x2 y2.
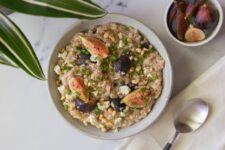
0 0 107 19
0 12 45 80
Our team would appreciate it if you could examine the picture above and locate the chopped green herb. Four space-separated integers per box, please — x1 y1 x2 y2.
122 35 129 45
123 25 130 31
122 48 129 55
62 66 72 71
87 86 94 93
149 74 158 82
81 67 91 75
75 91 80 98
144 98 149 107
137 69 144 76
63 104 69 110
94 107 102 115
143 51 150 58
137 57 144 65
131 107 137 112
98 75 105 81
80 48 89 55
74 68 80 74
100 59 109 72
149 46 157 53
109 42 117 52
140 87 146 93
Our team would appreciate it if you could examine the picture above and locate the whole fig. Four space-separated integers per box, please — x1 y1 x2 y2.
185 0 205 18
195 4 218 29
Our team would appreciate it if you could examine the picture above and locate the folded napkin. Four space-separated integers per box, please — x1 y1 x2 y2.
115 56 225 150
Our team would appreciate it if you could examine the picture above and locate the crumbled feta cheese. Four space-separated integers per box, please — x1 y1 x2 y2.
136 48 141 53
114 117 122 124
88 114 97 125
118 32 123 39
54 65 61 75
119 85 131 95
65 93 76 101
136 66 141 72
58 51 67 59
57 85 66 95
118 40 124 48
103 32 109 38
120 112 126 117
92 91 98 97
97 101 110 111
90 55 98 62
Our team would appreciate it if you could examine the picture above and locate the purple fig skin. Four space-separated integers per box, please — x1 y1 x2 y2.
171 16 177 36
195 4 218 29
185 0 205 18
168 3 177 25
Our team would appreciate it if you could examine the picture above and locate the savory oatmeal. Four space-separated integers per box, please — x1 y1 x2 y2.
54 23 165 132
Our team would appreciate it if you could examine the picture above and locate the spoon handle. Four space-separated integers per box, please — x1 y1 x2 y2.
163 143 172 150
163 131 179 150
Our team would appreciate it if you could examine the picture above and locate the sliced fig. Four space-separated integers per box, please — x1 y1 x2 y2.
75 98 96 113
80 36 109 58
121 89 149 108
185 25 205 42
68 76 89 102
185 0 205 18
176 8 188 40
195 4 218 29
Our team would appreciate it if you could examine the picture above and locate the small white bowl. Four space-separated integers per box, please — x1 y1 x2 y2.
164 0 223 47
47 13 173 140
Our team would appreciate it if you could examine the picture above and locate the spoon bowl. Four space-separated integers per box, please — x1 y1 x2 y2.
163 98 209 150
174 99 209 133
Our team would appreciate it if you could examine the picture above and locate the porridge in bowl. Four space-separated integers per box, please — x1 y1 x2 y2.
54 23 165 132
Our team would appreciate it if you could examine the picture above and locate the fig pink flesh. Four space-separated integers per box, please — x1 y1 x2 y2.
80 36 109 58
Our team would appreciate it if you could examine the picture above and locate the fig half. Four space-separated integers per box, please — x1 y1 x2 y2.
121 89 149 108
185 25 205 42
68 76 89 102
80 36 109 58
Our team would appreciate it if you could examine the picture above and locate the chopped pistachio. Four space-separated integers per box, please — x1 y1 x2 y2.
94 107 102 115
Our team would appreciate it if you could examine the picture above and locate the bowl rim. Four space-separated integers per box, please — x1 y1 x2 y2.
164 0 224 47
47 13 173 140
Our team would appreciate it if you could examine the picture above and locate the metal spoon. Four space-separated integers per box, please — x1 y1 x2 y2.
163 98 209 150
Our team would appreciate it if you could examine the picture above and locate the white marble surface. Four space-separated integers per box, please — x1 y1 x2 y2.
0 0 224 150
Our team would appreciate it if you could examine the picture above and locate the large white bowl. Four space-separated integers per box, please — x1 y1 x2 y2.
47 13 173 140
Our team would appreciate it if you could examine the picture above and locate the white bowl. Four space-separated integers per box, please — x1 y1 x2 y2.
47 13 173 140
164 0 223 47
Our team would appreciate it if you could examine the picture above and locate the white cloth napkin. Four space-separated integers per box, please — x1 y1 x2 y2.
115 56 225 150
